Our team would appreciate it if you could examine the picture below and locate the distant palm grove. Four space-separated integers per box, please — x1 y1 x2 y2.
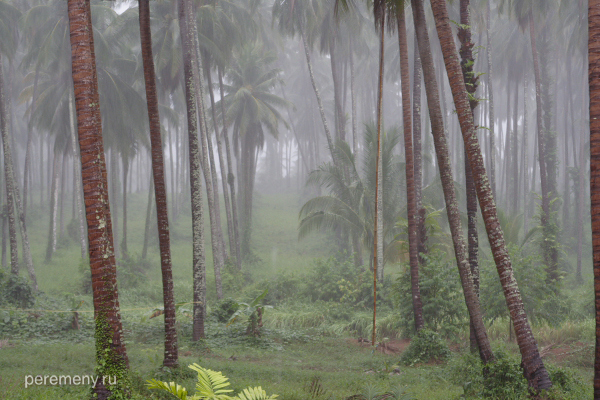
1 0 600 399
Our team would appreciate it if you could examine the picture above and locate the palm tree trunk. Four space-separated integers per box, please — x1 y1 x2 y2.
218 67 242 270
67 2 128 397
350 45 358 155
206 67 236 263
139 0 178 367
412 34 426 262
529 12 551 258
523 72 530 234
397 5 424 332
45 149 61 262
0 55 19 276
22 64 40 220
372 12 385 346
429 0 552 390
68 89 88 259
458 0 480 353
121 158 129 257
141 176 154 260
300 26 337 164
186 6 224 299
486 0 496 198
178 0 206 340
589 3 600 395
411 0 494 365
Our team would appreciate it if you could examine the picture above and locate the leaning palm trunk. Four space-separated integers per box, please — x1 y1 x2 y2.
139 0 178 368
411 0 494 365
429 0 551 390
458 0 480 354
396 4 424 332
178 0 206 340
67 1 129 398
22 64 39 220
589 2 600 395
300 26 337 164
186 5 224 298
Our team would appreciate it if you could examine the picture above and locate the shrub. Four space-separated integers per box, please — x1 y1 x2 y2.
394 249 467 337
482 350 528 399
0 270 35 308
210 298 239 323
399 329 450 366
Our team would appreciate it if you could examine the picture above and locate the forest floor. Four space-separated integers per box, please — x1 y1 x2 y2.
0 189 595 399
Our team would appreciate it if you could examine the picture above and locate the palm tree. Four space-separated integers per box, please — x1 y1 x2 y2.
391 0 424 333
218 44 289 257
589 1 600 396
178 0 207 341
139 0 178 369
410 0 494 366
272 0 337 163
458 0 480 353
67 0 128 398
0 1 37 289
299 124 404 276
428 0 552 391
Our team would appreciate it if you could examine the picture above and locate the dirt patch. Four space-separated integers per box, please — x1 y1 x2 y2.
541 341 593 365
346 338 410 355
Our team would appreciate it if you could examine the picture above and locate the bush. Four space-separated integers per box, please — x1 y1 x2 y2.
0 270 35 308
394 249 467 337
209 298 239 323
399 329 450 366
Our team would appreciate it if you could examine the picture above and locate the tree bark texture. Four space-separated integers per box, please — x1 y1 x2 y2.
397 4 424 332
411 0 494 365
429 0 552 390
0 54 19 276
139 0 178 368
67 1 129 398
178 0 206 340
589 2 600 394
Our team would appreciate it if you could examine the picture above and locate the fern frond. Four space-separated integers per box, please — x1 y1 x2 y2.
146 379 193 400
188 364 234 399
234 386 278 400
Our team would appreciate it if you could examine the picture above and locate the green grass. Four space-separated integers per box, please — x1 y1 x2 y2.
0 189 595 399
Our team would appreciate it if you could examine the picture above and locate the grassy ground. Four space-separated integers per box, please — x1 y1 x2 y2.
0 188 595 399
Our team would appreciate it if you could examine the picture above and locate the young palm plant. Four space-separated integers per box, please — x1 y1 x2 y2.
148 363 278 400
299 123 404 276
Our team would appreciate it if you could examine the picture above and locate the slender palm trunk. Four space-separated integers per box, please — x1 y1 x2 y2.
486 0 496 198
218 68 242 270
397 5 424 332
412 34 426 262
45 149 61 262
139 0 178 367
121 158 129 257
458 0 480 353
141 176 154 260
22 64 40 220
590 3 600 396
529 13 551 255
178 0 206 340
68 89 88 259
350 46 358 155
186 7 224 298
206 67 235 263
0 55 19 276
372 12 385 346
67 1 128 397
429 0 551 390
411 0 494 365
300 26 337 163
